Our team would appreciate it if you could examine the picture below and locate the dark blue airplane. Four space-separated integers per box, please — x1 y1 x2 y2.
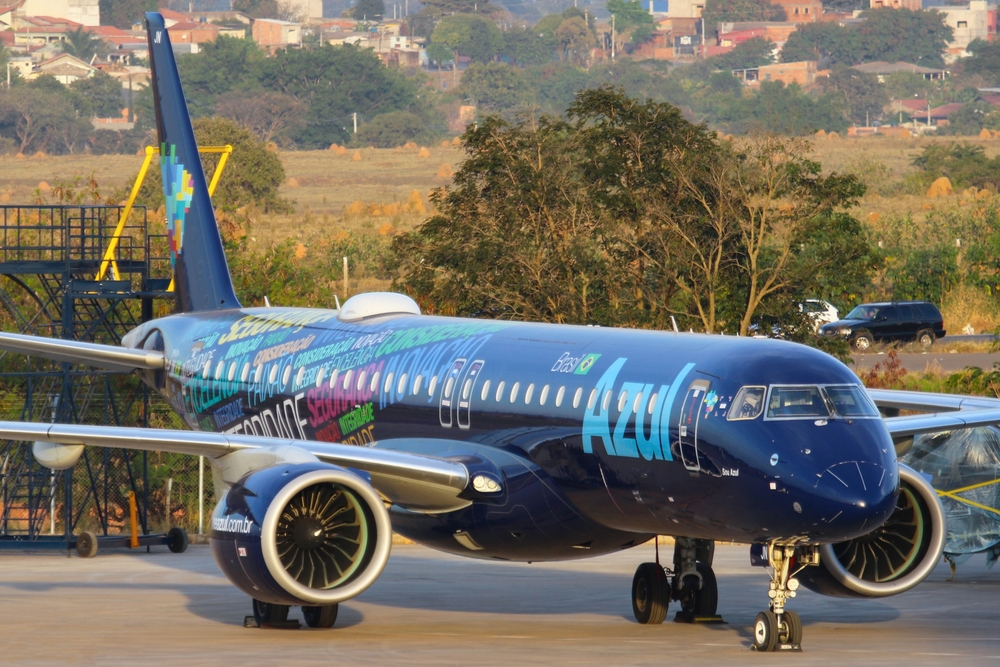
6 12 1000 652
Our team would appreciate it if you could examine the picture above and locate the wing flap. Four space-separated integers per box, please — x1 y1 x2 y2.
0 421 470 512
0 332 164 372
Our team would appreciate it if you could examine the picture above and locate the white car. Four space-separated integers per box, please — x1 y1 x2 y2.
801 299 839 333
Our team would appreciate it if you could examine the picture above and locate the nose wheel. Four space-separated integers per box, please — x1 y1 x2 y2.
752 542 813 652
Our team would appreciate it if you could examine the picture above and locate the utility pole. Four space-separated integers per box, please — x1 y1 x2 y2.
353 112 357 133
611 15 616 60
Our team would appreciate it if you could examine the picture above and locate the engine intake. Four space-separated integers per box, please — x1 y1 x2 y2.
211 462 392 606
798 463 945 598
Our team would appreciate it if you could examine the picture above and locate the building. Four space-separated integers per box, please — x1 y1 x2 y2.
938 1 994 62
716 21 798 48
851 61 948 81
665 0 704 18
252 18 302 48
167 20 245 44
869 0 921 9
282 0 323 19
13 15 82 47
35 52 95 84
732 60 817 86
19 0 98 26
772 0 823 23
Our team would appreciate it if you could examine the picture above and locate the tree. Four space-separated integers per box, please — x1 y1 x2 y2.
501 27 554 66
176 36 265 118
461 62 530 113
702 0 784 27
716 81 848 135
553 17 593 65
99 0 157 29
431 14 504 65
353 0 385 20
819 66 888 126
70 71 125 119
856 8 953 67
962 38 1000 85
215 91 304 145
61 27 109 61
606 0 656 45
779 22 859 65
712 37 775 70
355 110 430 147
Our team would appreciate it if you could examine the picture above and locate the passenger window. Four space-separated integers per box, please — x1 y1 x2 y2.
647 392 658 415
481 379 491 401
370 371 380 393
296 367 305 386
727 386 766 421
573 387 583 409
510 382 520 403
462 378 473 400
495 381 506 402
428 375 438 396
525 383 535 404
315 367 325 387
766 386 829 419
203 360 212 378
397 373 407 395
632 392 643 414
555 386 564 407
282 366 292 386
900 305 915 319
587 389 597 410
343 369 353 391
269 365 279 384
413 374 423 395
241 363 251 383
603 390 612 411
254 365 263 383
228 362 237 382
215 361 225 380
329 369 339 388
384 372 393 393
357 370 366 391
617 390 629 412
445 377 456 399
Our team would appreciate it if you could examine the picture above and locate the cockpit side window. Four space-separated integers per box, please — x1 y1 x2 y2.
766 386 830 419
823 385 880 418
727 386 766 421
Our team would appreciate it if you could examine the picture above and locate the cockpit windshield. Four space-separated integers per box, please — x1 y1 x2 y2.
767 386 829 419
823 385 880 418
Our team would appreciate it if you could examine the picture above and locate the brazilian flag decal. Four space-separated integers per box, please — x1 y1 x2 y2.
574 353 601 375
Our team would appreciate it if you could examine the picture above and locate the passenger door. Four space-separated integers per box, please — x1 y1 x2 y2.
677 379 711 472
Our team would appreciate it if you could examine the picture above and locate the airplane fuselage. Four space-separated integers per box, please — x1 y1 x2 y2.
124 306 898 561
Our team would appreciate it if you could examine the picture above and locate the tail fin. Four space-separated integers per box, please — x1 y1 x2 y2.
145 12 240 313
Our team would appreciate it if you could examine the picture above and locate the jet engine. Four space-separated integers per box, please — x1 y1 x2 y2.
798 463 945 598
210 462 392 606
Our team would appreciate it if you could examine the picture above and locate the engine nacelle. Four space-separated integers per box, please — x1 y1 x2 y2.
210 462 392 606
33 441 84 470
798 463 945 598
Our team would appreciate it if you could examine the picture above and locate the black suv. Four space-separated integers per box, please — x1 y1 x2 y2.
818 301 946 350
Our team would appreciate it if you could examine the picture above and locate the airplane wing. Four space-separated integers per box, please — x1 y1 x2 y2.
0 332 164 373
0 421 470 513
868 388 1000 456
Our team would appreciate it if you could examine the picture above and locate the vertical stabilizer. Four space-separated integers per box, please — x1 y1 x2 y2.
145 12 240 313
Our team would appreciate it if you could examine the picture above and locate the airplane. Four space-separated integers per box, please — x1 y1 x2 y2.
3 11 1000 652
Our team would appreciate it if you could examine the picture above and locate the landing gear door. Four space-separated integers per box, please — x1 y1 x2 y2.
438 359 466 428
678 378 710 472
457 360 484 430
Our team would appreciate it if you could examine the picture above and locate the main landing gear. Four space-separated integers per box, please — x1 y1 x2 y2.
246 599 340 629
632 537 721 627
751 541 818 652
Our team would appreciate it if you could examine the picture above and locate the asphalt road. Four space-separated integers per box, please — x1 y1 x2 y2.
3 542 1000 666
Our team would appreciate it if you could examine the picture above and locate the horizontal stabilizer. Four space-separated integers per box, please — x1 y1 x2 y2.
0 332 164 373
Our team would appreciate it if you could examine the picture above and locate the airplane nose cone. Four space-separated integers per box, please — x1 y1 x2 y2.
811 461 898 540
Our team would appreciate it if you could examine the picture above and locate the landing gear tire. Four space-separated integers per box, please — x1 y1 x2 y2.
753 611 778 652
632 562 670 625
167 527 188 553
252 599 290 626
675 561 718 621
75 531 98 558
302 604 339 629
780 610 802 646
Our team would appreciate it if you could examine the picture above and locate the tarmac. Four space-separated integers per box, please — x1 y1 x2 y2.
2 542 1000 666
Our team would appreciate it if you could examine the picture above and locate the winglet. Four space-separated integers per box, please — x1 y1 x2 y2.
145 12 241 313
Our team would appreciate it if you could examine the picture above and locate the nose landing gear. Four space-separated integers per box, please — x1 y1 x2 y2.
752 542 817 652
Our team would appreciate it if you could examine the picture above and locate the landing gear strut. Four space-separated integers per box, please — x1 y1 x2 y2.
631 537 721 626
752 542 816 652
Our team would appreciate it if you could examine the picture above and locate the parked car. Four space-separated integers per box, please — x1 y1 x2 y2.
818 301 946 350
801 299 839 333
